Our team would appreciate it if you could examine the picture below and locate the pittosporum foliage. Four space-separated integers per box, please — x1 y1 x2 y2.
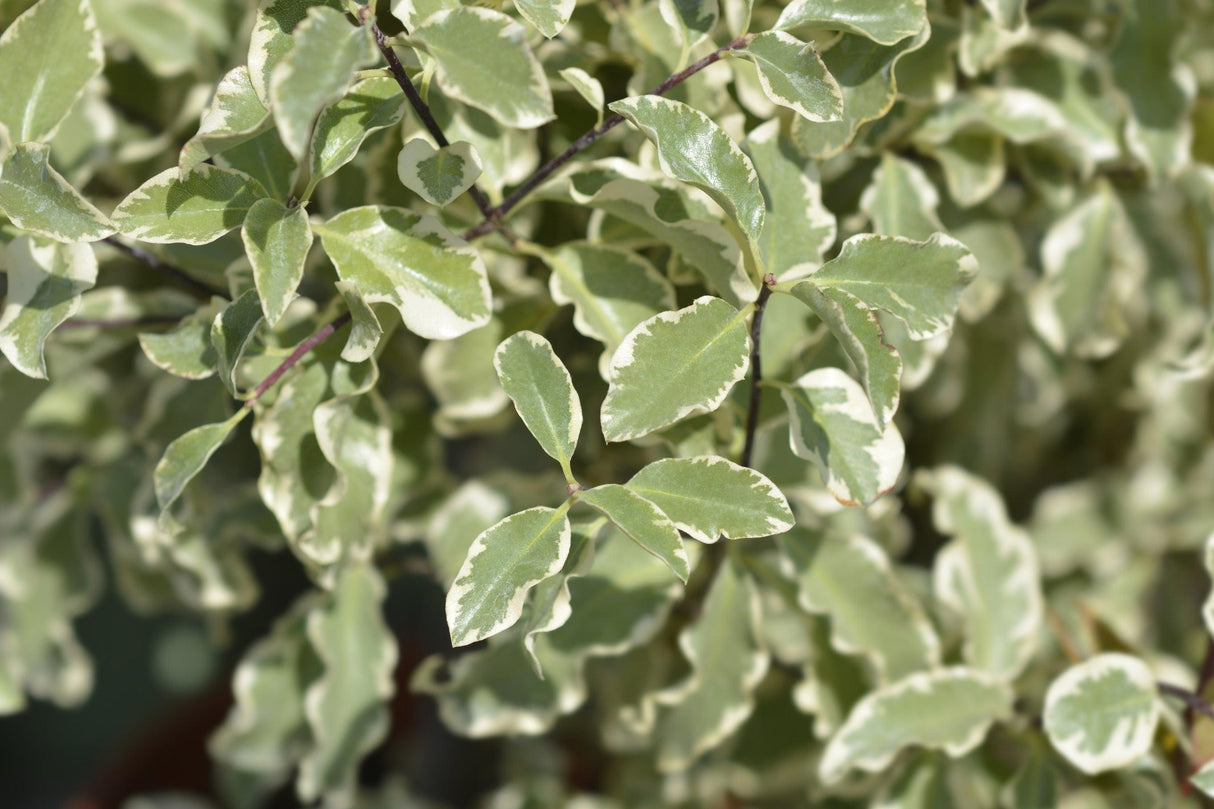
1 0 1214 806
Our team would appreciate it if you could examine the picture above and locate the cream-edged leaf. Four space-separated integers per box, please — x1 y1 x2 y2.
819 668 1011 784
111 165 269 245
860 152 944 241
248 0 347 105
0 236 97 379
558 68 605 128
775 0 927 45
138 299 223 380
776 367 905 507
446 506 572 647
0 0 104 143
411 7 554 129
736 31 843 122
601 296 751 443
514 0 575 37
396 138 483 207
1043 653 1160 775
309 77 405 184
314 205 491 340
153 409 250 514
0 142 114 242
211 290 264 397
179 66 272 174
625 456 793 543
493 331 581 473
334 280 382 363
580 484 688 582
241 197 312 326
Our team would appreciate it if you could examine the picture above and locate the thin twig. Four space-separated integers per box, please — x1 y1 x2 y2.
243 312 353 408
740 276 775 468
462 34 754 242
103 237 229 300
1159 681 1214 723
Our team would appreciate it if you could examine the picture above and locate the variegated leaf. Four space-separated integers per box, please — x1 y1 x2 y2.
579 484 688 581
736 31 843 122
241 197 312 327
396 138 483 207
0 142 114 242
493 331 582 475
112 165 269 245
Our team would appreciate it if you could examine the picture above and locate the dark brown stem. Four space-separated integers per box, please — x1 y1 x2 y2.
243 312 352 408
103 237 229 300
461 34 754 242
368 20 498 227
1159 681 1214 723
740 277 775 468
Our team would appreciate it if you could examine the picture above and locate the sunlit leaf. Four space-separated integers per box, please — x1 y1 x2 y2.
0 142 114 242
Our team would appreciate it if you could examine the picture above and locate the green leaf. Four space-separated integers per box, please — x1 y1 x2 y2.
0 142 114 242
743 120 837 279
0 0 104 143
396 138 483 207
153 409 250 513
493 331 582 474
601 296 751 443
241 197 312 326
783 530 939 682
216 127 297 204
334 280 382 363
775 0 927 45
314 205 491 340
736 31 843 123
860 152 944 241
514 0 575 37
1002 746 1058 809
1043 653 1160 775
446 505 572 647
656 560 768 771
793 233 976 340
0 236 97 378
270 5 374 161
917 467 1043 682
211 290 264 397
426 481 510 588
179 66 272 174
776 367 905 507
541 242 675 378
792 285 902 429
421 318 508 427
137 299 223 380
298 564 397 805
1027 183 1144 359
580 484 689 582
111 165 269 245
520 521 597 672
659 0 718 48
558 68 605 128
411 7 554 129
625 456 793 543
248 0 348 107
610 95 765 247
309 77 404 184
819 668 1013 784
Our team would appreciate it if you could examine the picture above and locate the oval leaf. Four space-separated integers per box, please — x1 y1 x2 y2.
579 484 689 582
153 409 250 513
493 331 582 473
180 66 271 174
514 0 575 37
211 290 264 397
112 165 269 245
241 197 312 326
775 0 927 45
309 77 405 184
737 31 843 122
0 142 114 242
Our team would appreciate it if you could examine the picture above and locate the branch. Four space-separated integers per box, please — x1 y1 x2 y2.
103 237 230 300
1159 681 1214 723
461 34 754 242
740 276 775 468
243 312 353 408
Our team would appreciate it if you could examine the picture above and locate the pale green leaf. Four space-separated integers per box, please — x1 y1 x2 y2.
270 5 374 160
776 367 905 507
0 0 104 143
241 197 312 326
396 138 483 207
601 296 751 443
314 205 491 340
979 0 1025 29
1193 758 1214 799
1001 746 1058 809
0 142 114 241
298 564 397 804
334 280 382 363
819 668 1012 784
1043 653 1159 775
0 236 97 378
860 152 944 241
914 88 1069 147
309 77 405 184
421 318 508 427
138 299 223 380
211 290 264 397
794 232 977 340
783 530 939 682
1027 183 1145 359
112 165 269 245
153 409 250 513
411 7 554 129
446 506 572 647
514 0 575 37
918 467 1042 682
541 242 675 378
736 31 843 123
580 484 688 581
792 285 902 429
775 0 927 45
248 0 348 107
656 560 768 771
659 0 718 48
389 0 458 30
624 456 793 543
743 120 837 278
609 95 765 246
493 331 581 473
559 68 604 128
180 66 272 174
920 132 1004 207
426 480 509 588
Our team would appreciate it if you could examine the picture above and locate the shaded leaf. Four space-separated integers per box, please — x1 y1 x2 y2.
153 410 250 513
0 142 114 242
580 484 688 581
514 0 575 38
309 77 404 185
241 197 312 326
211 290 264 397
112 165 269 245
138 299 223 380
559 68 604 127
334 280 382 363
180 66 272 174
